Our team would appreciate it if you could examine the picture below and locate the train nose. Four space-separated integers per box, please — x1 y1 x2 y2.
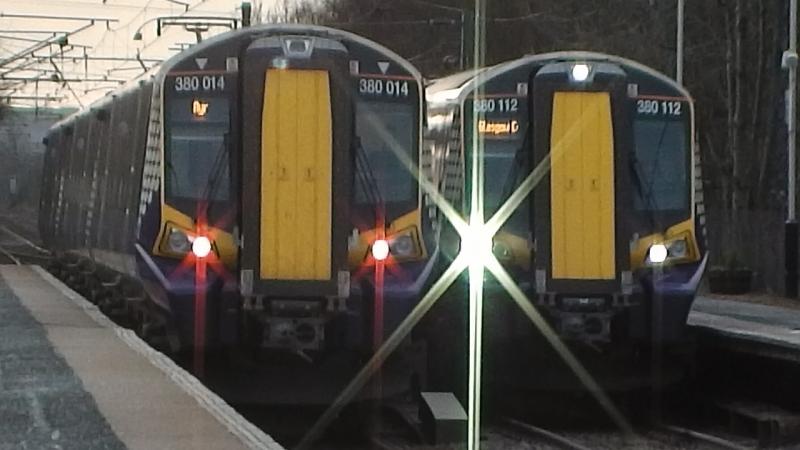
529 61 636 343
548 90 616 281
238 37 354 300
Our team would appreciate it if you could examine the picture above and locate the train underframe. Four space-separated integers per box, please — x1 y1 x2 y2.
420 258 708 399
46 250 432 404
532 260 707 346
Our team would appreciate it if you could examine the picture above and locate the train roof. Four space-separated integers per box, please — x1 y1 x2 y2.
49 24 423 133
426 51 692 106
153 23 423 82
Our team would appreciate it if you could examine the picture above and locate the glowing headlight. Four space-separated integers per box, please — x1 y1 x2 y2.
571 63 590 82
389 235 415 258
646 238 691 266
192 236 212 258
648 243 668 264
372 239 389 261
460 229 493 262
167 228 191 254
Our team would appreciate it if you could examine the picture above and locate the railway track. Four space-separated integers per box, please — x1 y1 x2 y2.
0 222 791 450
0 224 49 266
659 423 751 449
502 417 592 450
0 244 21 265
498 417 754 449
328 404 758 449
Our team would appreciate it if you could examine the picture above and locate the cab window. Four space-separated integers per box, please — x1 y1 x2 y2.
165 98 230 201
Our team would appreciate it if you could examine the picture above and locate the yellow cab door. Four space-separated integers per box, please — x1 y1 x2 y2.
549 91 615 280
260 69 332 280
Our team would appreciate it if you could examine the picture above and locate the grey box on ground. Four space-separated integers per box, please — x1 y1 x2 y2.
419 391 468 444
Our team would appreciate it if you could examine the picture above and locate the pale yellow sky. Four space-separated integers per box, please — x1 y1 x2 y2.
0 0 285 108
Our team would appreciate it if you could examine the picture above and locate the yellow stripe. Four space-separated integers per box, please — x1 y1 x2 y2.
550 92 615 279
260 69 332 280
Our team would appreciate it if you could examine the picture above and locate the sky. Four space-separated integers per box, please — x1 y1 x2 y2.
0 0 286 108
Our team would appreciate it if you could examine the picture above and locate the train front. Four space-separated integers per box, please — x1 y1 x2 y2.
139 27 428 356
236 31 429 354
529 57 707 344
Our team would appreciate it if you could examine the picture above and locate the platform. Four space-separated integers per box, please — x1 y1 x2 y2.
688 296 800 362
0 264 283 450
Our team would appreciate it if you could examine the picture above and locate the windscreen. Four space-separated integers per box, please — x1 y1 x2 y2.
165 97 230 201
632 113 689 214
465 97 529 230
481 134 529 231
354 101 415 204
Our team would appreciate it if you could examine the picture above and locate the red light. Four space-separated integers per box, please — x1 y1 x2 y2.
192 236 212 258
372 239 389 261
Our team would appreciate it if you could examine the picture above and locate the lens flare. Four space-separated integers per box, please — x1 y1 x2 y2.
571 63 590 82
371 239 390 261
191 236 212 258
649 243 668 263
299 51 633 450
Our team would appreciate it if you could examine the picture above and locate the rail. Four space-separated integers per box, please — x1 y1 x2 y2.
0 223 50 266
660 424 751 450
503 417 593 450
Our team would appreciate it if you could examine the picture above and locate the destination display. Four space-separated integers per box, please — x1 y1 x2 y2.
466 95 526 140
168 96 229 124
478 119 521 136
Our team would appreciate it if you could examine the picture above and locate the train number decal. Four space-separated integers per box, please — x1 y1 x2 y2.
636 99 682 117
173 75 226 92
358 78 410 98
473 98 519 113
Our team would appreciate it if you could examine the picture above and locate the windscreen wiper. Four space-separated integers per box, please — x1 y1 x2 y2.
629 153 658 230
354 136 384 220
498 124 531 206
199 134 230 222
630 119 672 230
165 160 181 196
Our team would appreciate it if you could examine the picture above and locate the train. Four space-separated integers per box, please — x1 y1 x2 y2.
38 25 709 404
425 52 708 358
38 25 436 396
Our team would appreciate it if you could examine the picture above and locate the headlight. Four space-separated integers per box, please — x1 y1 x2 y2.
389 235 415 258
372 239 389 261
648 244 668 264
571 63 590 82
167 228 191 254
646 238 689 265
192 236 212 258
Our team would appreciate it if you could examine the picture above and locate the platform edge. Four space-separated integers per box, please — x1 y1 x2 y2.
31 265 284 450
